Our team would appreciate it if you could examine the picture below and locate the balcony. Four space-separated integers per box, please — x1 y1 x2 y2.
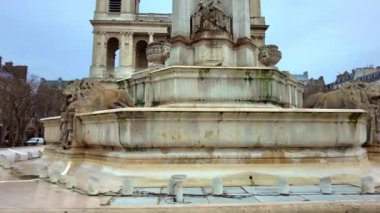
136 13 172 22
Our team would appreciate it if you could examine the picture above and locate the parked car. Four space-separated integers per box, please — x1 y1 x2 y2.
26 137 45 146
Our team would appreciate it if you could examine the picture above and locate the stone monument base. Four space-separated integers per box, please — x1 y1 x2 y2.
40 108 370 187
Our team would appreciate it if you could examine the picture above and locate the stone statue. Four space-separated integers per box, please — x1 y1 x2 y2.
305 82 380 146
60 99 74 150
304 82 379 109
63 79 135 113
193 0 231 34
59 79 135 149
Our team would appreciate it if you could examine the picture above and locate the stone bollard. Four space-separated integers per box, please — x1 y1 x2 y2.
38 166 49 179
212 177 224 195
277 177 289 195
320 177 332 194
121 179 134 196
361 177 375 194
66 175 76 189
88 177 101 196
168 175 187 202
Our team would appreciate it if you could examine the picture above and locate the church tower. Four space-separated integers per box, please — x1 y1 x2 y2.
90 0 171 79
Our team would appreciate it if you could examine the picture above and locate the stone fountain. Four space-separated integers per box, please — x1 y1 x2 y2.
40 0 370 188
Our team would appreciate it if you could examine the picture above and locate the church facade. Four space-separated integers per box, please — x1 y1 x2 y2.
90 0 268 79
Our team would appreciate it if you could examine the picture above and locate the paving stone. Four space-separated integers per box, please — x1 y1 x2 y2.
183 188 205 195
344 195 380 201
252 186 279 195
203 186 246 195
332 185 361 194
301 194 347 201
242 186 257 194
111 197 159 206
290 185 321 194
223 187 247 194
207 196 259 204
161 187 204 195
255 195 306 203
135 188 162 194
159 196 209 205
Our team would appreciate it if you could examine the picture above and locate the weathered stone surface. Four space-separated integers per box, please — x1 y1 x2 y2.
71 108 367 149
304 82 380 109
305 82 380 146
131 67 303 108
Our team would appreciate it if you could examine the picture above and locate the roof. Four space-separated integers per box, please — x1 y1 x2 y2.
0 67 14 78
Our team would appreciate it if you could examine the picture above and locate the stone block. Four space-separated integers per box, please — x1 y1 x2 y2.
15 152 28 162
27 151 39 160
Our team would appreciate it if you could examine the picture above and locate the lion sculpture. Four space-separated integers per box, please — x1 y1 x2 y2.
63 79 135 113
305 82 380 146
59 79 134 149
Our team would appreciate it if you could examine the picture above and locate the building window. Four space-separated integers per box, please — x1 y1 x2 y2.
109 0 122 13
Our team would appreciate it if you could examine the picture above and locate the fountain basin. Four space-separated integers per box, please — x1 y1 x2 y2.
42 108 368 151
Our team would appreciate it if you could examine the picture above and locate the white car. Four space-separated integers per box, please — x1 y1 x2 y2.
26 138 45 146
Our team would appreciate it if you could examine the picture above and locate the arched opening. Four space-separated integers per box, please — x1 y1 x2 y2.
136 40 148 69
107 37 120 71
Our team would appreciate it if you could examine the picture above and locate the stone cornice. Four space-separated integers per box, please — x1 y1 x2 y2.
251 24 269 31
90 20 171 27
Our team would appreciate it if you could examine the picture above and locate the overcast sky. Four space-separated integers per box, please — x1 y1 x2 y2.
0 0 379 83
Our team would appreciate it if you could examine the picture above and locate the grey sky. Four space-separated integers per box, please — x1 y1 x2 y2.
0 0 379 83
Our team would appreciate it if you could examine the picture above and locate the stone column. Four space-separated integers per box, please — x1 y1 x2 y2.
119 32 128 69
90 31 107 78
94 0 107 20
250 0 261 17
127 32 134 68
100 32 107 67
126 0 136 13
171 0 194 38
231 0 251 39
148 33 154 44
95 0 107 13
